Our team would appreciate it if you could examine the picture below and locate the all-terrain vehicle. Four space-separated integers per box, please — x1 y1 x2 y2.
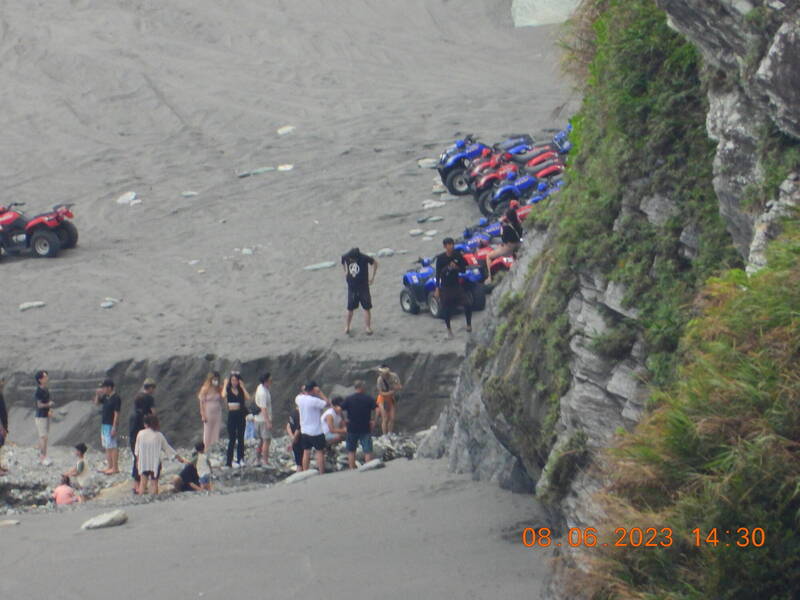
0 202 78 258
399 257 486 318
477 161 564 217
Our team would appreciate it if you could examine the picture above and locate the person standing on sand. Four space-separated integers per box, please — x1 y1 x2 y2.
435 237 472 338
341 380 377 469
341 247 378 335
254 372 273 465
222 371 250 468
198 372 224 451
129 378 157 488
376 365 402 435
93 379 121 475
295 381 330 473
286 386 304 471
33 370 54 466
0 377 8 475
134 414 186 496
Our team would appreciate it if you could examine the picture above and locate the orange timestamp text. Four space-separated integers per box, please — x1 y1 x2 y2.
521 527 766 548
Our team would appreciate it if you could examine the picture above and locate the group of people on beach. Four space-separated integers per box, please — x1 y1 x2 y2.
0 363 402 504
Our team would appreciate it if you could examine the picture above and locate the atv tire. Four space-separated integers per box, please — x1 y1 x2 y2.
470 283 487 311
31 229 61 258
428 291 443 319
400 288 420 314
57 221 79 249
477 187 495 216
445 168 470 196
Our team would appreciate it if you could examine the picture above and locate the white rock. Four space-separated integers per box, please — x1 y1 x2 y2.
19 301 45 312
376 248 395 258
116 191 137 205
241 248 254 256
282 469 319 484
357 459 385 472
427 216 444 222
421 200 446 210
181 191 198 198
104 297 121 304
422 237 433 241
277 125 296 136
197 269 206 274
303 261 336 271
417 158 438 169
277 164 294 172
409 229 424 237
188 260 200 266
100 301 115 309
0 519 20 527
424 230 438 236
236 171 252 178
129 199 142 207
81 509 128 530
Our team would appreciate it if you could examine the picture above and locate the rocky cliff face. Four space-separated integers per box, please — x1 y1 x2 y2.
421 0 799 596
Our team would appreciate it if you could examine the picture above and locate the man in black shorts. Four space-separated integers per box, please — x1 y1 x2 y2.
295 382 330 473
341 247 378 335
435 237 472 338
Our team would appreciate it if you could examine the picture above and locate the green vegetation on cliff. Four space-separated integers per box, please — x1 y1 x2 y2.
480 0 739 484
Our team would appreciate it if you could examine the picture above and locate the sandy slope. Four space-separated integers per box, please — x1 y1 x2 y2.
1 459 553 600
0 0 577 372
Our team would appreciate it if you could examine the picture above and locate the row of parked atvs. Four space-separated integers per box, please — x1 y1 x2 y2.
401 124 571 318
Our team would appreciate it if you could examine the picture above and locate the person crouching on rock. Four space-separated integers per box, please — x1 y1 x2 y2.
322 396 347 447
52 475 80 506
435 237 471 337
486 208 522 283
134 414 186 496
341 247 378 335
223 371 250 468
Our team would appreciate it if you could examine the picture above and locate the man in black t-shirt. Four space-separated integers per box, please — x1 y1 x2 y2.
286 405 303 470
33 370 54 465
129 378 157 485
341 247 378 335
435 237 472 337
341 380 378 469
94 379 121 475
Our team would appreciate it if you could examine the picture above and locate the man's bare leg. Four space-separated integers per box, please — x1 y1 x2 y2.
345 310 354 334
302 448 311 471
316 449 325 474
365 309 373 335
348 451 356 470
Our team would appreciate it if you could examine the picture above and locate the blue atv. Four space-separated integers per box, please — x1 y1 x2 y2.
438 135 534 196
399 257 486 318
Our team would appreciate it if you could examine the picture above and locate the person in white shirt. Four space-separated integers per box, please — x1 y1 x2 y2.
295 381 330 473
322 397 347 447
254 373 273 465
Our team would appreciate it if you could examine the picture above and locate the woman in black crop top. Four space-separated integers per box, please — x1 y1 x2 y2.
486 208 523 282
222 371 251 468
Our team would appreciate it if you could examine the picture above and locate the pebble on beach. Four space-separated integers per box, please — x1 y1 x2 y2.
409 229 424 237
19 301 46 312
81 509 128 530
116 191 137 205
303 261 336 271
417 158 438 169
277 125 296 136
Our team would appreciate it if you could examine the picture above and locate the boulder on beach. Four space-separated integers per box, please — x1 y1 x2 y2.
81 509 128 531
357 459 385 472
282 469 319 484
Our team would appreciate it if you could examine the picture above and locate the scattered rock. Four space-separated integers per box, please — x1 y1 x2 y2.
81 509 128 530
409 229 424 237
424 229 438 236
100 301 115 309
432 183 447 194
422 236 433 241
129 199 143 207
236 171 252 178
421 199 446 210
181 191 198 198
277 125 296 136
19 301 46 312
282 469 319 484
357 459 385 472
277 164 294 172
241 248 254 256
105 297 122 304
303 261 336 271
417 216 430 223
197 269 206 274
188 260 200 266
116 191 137 205
376 248 395 258
250 166 275 175
417 158 438 169
427 216 444 222
0 520 20 527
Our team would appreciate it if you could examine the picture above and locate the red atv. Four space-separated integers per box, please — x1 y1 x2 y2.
474 158 565 211
0 202 78 258
464 243 515 275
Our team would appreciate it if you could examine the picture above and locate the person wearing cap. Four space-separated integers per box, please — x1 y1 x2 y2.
341 247 378 335
486 207 523 283
94 379 122 475
376 365 402 435
435 237 472 337
295 381 330 472
129 378 158 487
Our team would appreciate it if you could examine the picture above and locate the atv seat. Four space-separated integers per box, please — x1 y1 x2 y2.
509 145 557 164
